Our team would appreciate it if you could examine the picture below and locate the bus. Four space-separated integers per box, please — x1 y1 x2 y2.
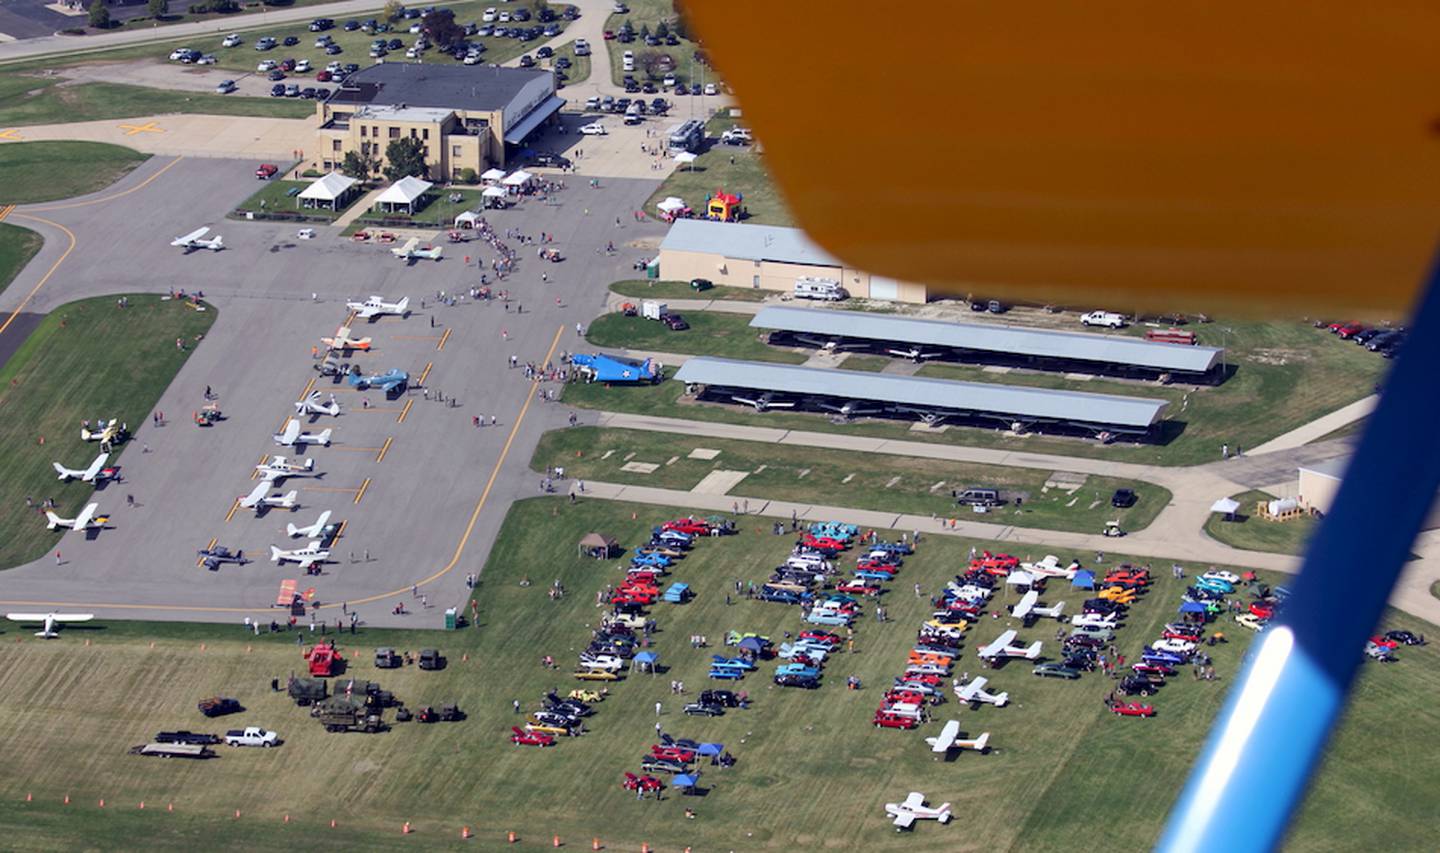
668 119 705 153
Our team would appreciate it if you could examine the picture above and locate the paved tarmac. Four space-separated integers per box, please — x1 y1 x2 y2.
0 154 665 628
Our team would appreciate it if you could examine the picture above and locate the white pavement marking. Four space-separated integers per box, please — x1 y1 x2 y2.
1247 394 1376 455
687 447 720 460
691 470 749 495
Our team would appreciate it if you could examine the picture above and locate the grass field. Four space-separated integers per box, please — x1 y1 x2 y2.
586 311 805 363
837 354 892 372
0 141 149 205
0 222 43 298
642 136 795 228
1203 490 1320 555
611 278 771 302
230 177 352 220
532 427 1170 534
0 496 1433 851
0 295 215 569
0 73 314 127
605 0 705 88
568 313 1385 467
357 187 482 227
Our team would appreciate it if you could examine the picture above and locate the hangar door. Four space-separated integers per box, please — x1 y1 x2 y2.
869 277 899 301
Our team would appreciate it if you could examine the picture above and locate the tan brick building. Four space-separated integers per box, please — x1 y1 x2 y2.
315 63 563 180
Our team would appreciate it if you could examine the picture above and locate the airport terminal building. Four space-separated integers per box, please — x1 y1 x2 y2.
315 64 563 179
657 219 930 303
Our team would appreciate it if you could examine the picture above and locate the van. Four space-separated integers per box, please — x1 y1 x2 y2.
624 103 642 124
793 277 847 301
954 488 1002 507
622 50 635 72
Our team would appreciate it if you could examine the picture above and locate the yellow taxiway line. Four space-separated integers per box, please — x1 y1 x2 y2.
250 453 269 480
353 478 372 505
396 399 414 423
0 214 75 337
224 498 241 523
334 519 348 541
416 361 434 387
196 537 217 568
0 204 14 222
436 328 452 351
375 436 393 463
28 156 183 212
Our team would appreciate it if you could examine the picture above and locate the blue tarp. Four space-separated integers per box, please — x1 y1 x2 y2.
1071 570 1096 589
697 743 724 756
1179 601 1207 614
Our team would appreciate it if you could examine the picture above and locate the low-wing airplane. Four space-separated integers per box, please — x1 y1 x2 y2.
5 612 95 639
886 346 947 363
884 792 952 830
954 676 1009 708
171 226 224 252
346 295 411 320
79 419 123 444
273 419 332 448
286 510 333 539
347 367 408 394
295 391 341 417
976 629 1043 663
45 502 106 531
570 353 660 384
256 455 318 483
925 720 991 755
270 540 329 571
818 400 884 420
731 392 796 412
198 545 247 571
392 237 443 262
239 482 298 512
1011 590 1066 621
321 326 373 352
792 333 868 353
1023 554 1080 579
53 451 110 483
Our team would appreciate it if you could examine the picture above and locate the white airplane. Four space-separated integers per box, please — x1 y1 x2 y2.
886 346 946 362
947 581 993 601
976 629 1042 663
818 400 883 419
346 295 411 320
885 792 952 830
256 456 319 483
6 612 95 639
239 482 298 512
1011 590 1066 621
320 326 372 352
273 419 332 448
926 720 991 755
391 237 443 261
731 392 795 412
80 419 123 444
171 226 224 252
287 510 333 539
270 540 329 571
45 502 106 531
53 451 109 482
955 676 1009 708
1023 554 1080 579
295 391 341 417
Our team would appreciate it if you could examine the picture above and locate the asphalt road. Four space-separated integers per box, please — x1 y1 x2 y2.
0 155 663 628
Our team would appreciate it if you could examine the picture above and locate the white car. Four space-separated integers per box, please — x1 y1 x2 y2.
224 726 279 748
257 59 278 72
326 61 343 73
214 79 237 94
1070 612 1117 629
1151 638 1196 655
463 52 483 65
1202 571 1241 585
169 47 194 60
222 33 242 48
314 36 332 48
1236 613 1266 632
498 11 511 22
482 7 497 22
196 54 217 65
1080 310 1128 328
409 23 422 33
405 47 421 58
255 37 277 51
662 73 676 88
577 654 625 672
578 122 607 136
721 127 752 144
704 83 717 96
294 59 312 73
573 39 590 56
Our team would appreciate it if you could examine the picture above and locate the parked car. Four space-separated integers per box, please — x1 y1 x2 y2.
532 152 572 169
255 163 279 179
215 79 237 94
662 313 689 331
222 33 243 47
1081 310 1128 328
267 69 286 81
255 37 277 51
1032 663 1081 680
579 122 608 135
269 83 286 97
1111 488 1137 508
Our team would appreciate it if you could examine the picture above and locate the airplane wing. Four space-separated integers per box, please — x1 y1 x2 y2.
903 792 926 809
53 462 75 479
242 482 269 507
51 613 95 623
979 630 1016 658
957 676 986 702
354 305 379 318
891 811 917 829
73 503 99 529
927 720 960 753
275 419 300 444
294 556 318 570
172 227 208 246
84 453 109 481
1013 589 1038 618
6 613 54 622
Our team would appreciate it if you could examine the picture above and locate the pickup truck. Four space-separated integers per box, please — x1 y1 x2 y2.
224 726 280 748
155 730 220 745
1080 310 1128 329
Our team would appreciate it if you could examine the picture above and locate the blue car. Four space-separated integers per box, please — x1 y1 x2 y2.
708 668 745 680
775 663 821 679
759 588 802 605
1194 577 1234 594
710 656 755 671
1143 649 1186 666
630 553 672 569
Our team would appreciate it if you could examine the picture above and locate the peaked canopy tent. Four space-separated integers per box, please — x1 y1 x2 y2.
578 532 620 559
502 170 535 191
373 175 434 214
297 172 358 211
480 167 507 184
1071 570 1096 589
454 210 483 228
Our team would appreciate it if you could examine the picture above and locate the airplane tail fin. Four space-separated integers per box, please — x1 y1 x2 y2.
1024 641 1043 659
992 692 1009 707
211 235 223 249
280 490 298 508
316 429 332 446
286 522 305 538
395 297 410 315
45 511 65 530
270 545 283 562
302 457 314 471
972 732 991 752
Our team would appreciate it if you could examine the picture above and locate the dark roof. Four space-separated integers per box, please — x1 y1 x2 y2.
336 63 549 112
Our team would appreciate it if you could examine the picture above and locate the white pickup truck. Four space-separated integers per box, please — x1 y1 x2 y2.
224 726 279 748
1080 310 1128 329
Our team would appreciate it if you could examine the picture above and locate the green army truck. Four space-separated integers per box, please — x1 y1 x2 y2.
312 699 385 733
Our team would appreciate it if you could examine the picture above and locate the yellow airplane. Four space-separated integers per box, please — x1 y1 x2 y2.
79 419 123 444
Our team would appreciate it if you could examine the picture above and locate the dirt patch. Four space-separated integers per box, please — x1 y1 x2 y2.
1250 348 1308 366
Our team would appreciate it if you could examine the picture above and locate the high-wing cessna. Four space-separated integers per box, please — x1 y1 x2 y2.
954 676 1009 708
321 326 372 352
1023 554 1080 579
1011 590 1066 622
270 540 329 571
53 451 110 482
171 226 224 252
273 419 332 447
884 792 952 830
79 419 123 444
925 720 991 755
256 455 319 483
239 482 298 512
6 612 95 639
976 629 1042 664
731 392 796 412
346 295 411 320
286 510 333 539
295 391 341 418
45 502 107 531
391 237 443 262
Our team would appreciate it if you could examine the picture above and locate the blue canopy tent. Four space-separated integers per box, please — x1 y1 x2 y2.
697 743 725 757
1179 601 1207 614
674 773 701 794
737 637 767 652
1071 570 1095 589
634 651 659 675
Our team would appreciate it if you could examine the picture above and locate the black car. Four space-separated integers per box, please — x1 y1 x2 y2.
309 18 334 32
283 35 299 46
155 731 220 745
197 697 243 717
418 648 445 670
664 312 690 330
1367 330 1403 352
1062 652 1097 671
344 20 360 31
645 35 660 46
773 673 820 689
387 38 403 50
267 69 285 81
1351 327 1384 345
556 56 572 69
683 701 725 717
326 44 343 55
543 24 561 36
270 83 286 97
512 8 530 20
642 81 657 94
532 152 571 169
300 87 317 99
344 63 360 74
624 81 641 93
563 6 579 19
651 97 668 111
666 34 679 46
1111 488 1137 508
1118 675 1158 696
700 689 741 707
689 83 703 95
1385 629 1425 645
519 54 534 67
641 756 690 774
536 45 553 58
539 7 557 22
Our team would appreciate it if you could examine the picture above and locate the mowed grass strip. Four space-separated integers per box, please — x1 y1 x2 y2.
641 136 796 228
0 295 215 568
1202 490 1321 556
0 141 149 205
586 311 806 363
0 496 1431 850
0 221 43 297
0 73 313 128
533 426 1170 534
610 278 772 303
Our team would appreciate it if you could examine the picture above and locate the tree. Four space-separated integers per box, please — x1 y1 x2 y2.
655 21 668 38
639 23 650 40
88 0 109 28
147 0 167 16
421 8 465 50
383 137 427 182
340 149 378 180
383 0 404 22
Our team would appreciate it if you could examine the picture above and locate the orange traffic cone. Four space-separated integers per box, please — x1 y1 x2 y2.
139 801 145 810
461 826 472 839
402 821 412 834
553 835 562 848
507 830 517 843
592 838 601 850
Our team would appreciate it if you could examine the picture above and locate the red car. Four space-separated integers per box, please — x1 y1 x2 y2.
1163 629 1201 643
650 744 696 763
1111 702 1156 718
855 560 899 574
800 630 840 645
1327 320 1356 333
511 727 556 747
873 711 920 730
902 671 944 685
836 580 881 596
255 163 279 180
316 70 331 82
603 29 616 39
626 571 662 583
1335 322 1366 339
1105 569 1151 587
802 535 848 551
1369 635 1400 650
883 690 926 706
663 519 710 535
1250 602 1276 620
622 772 664 793
1132 663 1177 677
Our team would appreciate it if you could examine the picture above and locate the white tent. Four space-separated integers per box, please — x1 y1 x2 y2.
454 210 482 228
480 167 506 184
673 151 698 170
656 196 687 214
1210 497 1241 515
482 186 509 198
482 184 510 209
373 175 434 214
297 172 357 210
1005 570 1036 586
501 170 535 188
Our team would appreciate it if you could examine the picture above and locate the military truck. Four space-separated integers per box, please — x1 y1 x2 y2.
419 648 445 671
331 679 398 709
312 699 385 733
374 647 401 669
287 675 329 707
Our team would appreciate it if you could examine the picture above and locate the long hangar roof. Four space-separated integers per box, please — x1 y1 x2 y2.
674 357 1168 428
751 306 1223 374
331 63 550 112
659 219 843 267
